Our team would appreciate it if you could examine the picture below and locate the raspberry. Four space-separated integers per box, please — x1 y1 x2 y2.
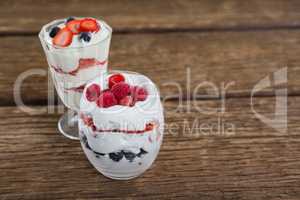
131 86 148 101
96 91 117 108
85 84 101 102
111 82 130 100
119 96 134 107
108 73 125 89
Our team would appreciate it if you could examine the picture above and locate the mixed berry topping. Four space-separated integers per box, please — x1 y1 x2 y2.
52 27 73 47
111 82 130 101
131 86 148 101
66 17 75 23
79 32 92 42
119 95 134 106
96 90 118 108
66 19 82 34
49 26 61 38
108 73 125 89
51 17 100 47
80 18 100 32
85 73 148 108
85 84 101 102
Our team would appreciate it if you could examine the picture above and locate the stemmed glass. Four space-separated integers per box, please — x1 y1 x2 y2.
39 18 112 140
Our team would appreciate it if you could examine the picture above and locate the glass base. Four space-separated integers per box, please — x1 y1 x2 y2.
58 110 80 140
101 172 141 180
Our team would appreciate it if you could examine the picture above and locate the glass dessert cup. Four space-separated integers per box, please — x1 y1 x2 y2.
39 18 112 140
79 70 164 180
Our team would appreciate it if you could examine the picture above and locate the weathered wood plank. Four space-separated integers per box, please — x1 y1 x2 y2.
1 97 300 199
0 31 300 105
1 0 300 33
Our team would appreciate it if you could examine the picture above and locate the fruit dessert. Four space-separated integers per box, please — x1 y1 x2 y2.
79 72 164 179
39 17 112 110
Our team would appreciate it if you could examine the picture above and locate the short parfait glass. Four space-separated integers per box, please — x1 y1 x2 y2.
78 70 164 179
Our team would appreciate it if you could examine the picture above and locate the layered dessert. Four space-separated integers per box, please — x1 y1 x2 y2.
79 72 164 179
39 17 112 110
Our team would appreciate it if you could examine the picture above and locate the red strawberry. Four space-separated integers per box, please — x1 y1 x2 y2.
80 18 100 32
96 91 117 108
86 84 101 102
66 84 86 93
79 58 98 68
53 27 73 47
66 19 82 34
69 58 106 76
119 96 134 106
81 114 94 126
145 123 154 131
111 82 130 100
131 86 148 101
108 73 125 89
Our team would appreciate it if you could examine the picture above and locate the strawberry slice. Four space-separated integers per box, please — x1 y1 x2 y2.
66 19 82 34
53 27 73 47
79 58 99 68
80 18 100 32
68 58 107 76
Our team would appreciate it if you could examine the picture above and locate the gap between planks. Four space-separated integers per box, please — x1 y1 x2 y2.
3 24 300 37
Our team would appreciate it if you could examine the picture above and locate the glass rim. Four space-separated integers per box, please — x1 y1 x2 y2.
38 18 112 51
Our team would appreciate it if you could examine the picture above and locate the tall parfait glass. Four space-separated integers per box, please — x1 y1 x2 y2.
39 18 112 140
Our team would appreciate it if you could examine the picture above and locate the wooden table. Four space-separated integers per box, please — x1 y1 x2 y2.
1 1 300 199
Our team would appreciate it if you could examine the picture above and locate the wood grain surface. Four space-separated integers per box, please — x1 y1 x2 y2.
1 30 300 105
1 0 300 34
1 0 300 199
1 97 300 200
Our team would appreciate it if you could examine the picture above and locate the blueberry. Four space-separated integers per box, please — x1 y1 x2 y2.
80 134 93 151
66 17 75 23
93 151 105 156
79 32 91 42
109 152 123 162
80 134 87 143
49 26 60 38
122 151 136 162
137 148 148 157
85 140 92 151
